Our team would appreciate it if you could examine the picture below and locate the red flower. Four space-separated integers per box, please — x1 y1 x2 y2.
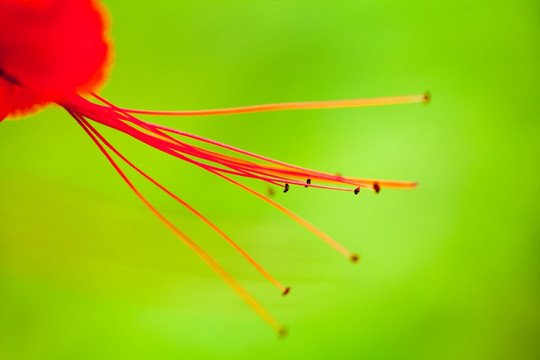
0 0 427 334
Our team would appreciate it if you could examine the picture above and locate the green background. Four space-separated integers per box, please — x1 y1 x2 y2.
1 0 539 359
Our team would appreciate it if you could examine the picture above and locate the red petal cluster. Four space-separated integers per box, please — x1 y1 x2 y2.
0 0 110 117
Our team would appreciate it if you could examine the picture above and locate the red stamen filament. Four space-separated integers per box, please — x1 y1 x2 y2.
82 116 289 294
73 99 361 259
59 91 425 333
68 109 287 334
90 93 419 191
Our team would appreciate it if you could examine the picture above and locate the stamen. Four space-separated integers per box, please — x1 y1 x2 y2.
60 89 425 332
140 121 416 190
213 173 359 261
71 96 370 261
111 93 429 117
80 118 289 295
69 109 286 334
89 93 418 192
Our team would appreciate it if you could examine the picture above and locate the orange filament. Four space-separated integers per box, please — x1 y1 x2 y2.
117 93 429 117
217 173 361 262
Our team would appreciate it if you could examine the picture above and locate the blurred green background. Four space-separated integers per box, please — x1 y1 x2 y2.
1 0 539 359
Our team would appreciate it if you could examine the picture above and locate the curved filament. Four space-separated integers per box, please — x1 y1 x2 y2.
110 93 429 117
83 116 289 295
61 91 423 332
68 109 287 335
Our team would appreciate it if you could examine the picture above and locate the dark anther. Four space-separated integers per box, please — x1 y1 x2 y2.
283 183 290 193
354 187 360 195
350 254 360 263
305 178 311 188
423 91 432 104
282 287 291 296
373 182 380 194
